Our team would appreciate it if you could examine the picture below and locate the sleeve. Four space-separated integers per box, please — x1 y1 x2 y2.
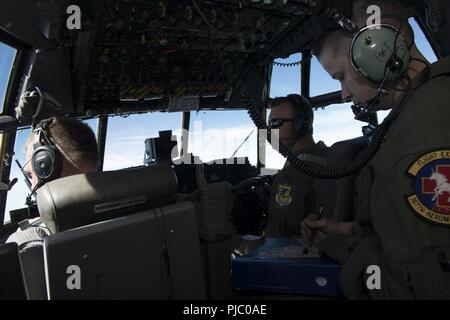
6 227 49 247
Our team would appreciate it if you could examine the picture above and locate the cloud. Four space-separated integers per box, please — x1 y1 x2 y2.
314 104 365 145
103 142 145 171
103 129 185 171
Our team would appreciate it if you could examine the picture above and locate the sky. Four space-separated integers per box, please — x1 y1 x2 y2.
1 18 439 223
0 43 15 112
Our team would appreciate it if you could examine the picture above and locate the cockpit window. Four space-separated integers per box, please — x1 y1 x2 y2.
84 118 99 133
265 53 302 169
103 112 182 171
314 105 365 141
308 56 361 154
410 18 437 63
0 42 16 114
310 56 342 97
189 110 257 165
4 128 32 224
271 53 302 97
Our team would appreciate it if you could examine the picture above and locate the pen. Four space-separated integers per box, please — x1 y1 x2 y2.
302 206 325 255
309 206 325 246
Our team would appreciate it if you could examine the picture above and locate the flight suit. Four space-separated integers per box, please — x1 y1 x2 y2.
321 56 450 299
265 141 328 237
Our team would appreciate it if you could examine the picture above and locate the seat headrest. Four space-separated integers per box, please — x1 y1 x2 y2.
36 165 177 234
331 136 369 149
328 137 369 167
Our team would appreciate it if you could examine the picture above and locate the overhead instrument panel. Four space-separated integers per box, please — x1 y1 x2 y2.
84 0 309 112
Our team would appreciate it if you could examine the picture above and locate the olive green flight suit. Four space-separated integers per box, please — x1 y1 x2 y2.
265 141 328 237
321 56 450 299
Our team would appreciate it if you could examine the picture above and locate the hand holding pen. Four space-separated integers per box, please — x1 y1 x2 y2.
301 206 355 245
300 206 332 247
308 206 325 247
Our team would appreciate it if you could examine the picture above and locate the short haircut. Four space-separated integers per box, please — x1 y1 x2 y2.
269 96 301 114
311 0 410 57
269 95 314 135
27 116 99 170
311 29 351 58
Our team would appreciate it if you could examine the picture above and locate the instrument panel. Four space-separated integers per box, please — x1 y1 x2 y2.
84 0 309 109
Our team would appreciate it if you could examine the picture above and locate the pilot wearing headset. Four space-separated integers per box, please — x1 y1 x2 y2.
23 117 98 191
301 0 450 299
264 94 329 237
7 116 98 246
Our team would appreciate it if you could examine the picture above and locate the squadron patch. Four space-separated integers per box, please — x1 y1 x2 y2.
407 150 450 226
275 184 293 207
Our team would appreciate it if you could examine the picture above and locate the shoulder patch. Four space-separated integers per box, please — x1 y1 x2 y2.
275 184 293 207
407 150 450 226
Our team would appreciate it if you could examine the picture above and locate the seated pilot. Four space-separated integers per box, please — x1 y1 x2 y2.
264 94 329 237
6 116 99 246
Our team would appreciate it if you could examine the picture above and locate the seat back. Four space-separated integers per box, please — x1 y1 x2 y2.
0 243 27 300
44 201 206 300
22 165 207 299
314 137 369 222
19 241 48 300
189 164 234 299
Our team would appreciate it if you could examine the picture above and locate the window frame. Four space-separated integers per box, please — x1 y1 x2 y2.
0 31 30 225
412 16 441 60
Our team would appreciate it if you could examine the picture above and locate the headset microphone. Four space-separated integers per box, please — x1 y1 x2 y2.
25 182 43 207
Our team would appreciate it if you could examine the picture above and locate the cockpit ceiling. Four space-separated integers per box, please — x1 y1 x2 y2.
84 0 309 110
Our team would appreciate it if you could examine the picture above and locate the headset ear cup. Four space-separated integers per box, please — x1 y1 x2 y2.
288 94 314 138
294 114 304 138
351 24 411 84
32 145 62 182
303 120 313 136
293 114 314 138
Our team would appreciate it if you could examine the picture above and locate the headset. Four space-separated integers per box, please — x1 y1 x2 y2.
350 23 411 85
334 12 415 122
31 119 62 184
286 94 314 139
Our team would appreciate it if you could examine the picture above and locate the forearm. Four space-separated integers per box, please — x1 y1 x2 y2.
338 221 361 236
